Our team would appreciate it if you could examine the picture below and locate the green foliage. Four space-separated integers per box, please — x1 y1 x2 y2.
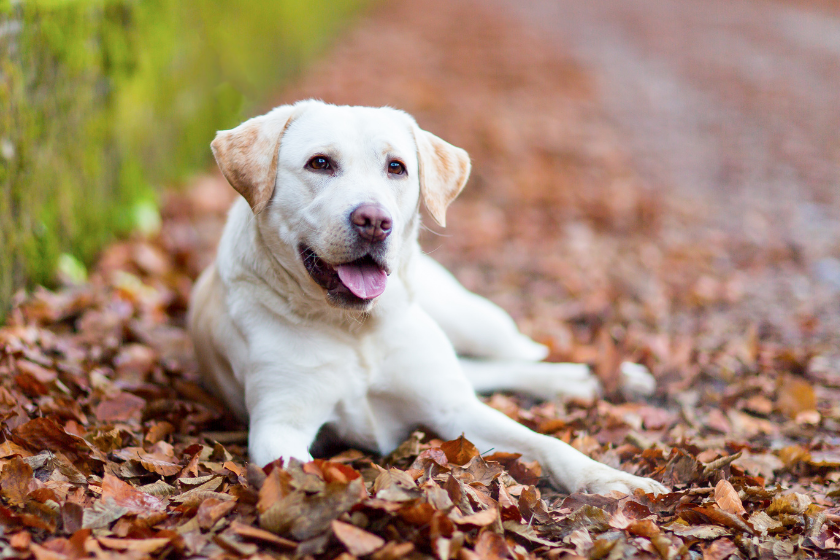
0 0 364 318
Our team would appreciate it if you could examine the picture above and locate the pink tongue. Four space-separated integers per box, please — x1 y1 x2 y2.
336 261 388 299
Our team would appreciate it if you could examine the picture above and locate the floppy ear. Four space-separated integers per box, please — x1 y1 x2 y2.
414 128 471 227
210 104 298 214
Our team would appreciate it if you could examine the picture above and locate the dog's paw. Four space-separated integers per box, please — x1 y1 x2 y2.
549 363 602 400
578 465 668 496
619 361 656 399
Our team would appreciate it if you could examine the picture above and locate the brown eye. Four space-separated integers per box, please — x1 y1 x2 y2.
308 156 331 170
388 161 405 175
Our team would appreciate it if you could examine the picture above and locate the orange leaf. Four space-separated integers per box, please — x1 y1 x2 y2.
776 376 816 418
440 435 479 466
331 520 385 556
100 474 165 515
0 457 35 507
229 521 296 548
714 479 746 515
451 506 498 527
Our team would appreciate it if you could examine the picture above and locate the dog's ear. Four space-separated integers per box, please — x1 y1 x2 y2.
414 128 471 227
210 104 298 215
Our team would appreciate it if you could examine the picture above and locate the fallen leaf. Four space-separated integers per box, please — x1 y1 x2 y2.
95 391 146 422
229 520 296 548
196 497 237 530
1 456 35 507
703 537 738 560
767 493 811 516
668 524 730 539
332 520 385 556
776 376 817 418
100 474 166 515
440 435 479 466
474 529 510 560
714 479 746 515
451 506 498 527
97 537 172 553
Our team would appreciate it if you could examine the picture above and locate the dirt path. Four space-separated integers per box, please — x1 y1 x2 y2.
503 0 840 225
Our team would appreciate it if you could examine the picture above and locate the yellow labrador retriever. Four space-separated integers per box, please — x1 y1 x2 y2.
188 100 666 495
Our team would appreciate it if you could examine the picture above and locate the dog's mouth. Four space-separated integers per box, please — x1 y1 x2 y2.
300 245 390 302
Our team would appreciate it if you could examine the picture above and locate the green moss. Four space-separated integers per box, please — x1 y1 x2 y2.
0 0 366 320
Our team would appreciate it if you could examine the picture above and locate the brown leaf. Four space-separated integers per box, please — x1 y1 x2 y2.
766 493 811 516
373 468 421 502
714 479 746 515
0 504 55 532
303 460 363 484
668 524 730 539
703 538 738 560
1 456 35 507
95 391 146 422
451 506 498 527
497 483 521 523
10 417 98 472
370 541 415 560
9 531 31 550
440 435 479 466
332 520 385 556
100 474 166 515
16 360 57 384
144 421 175 444
776 376 817 418
474 530 511 560
663 448 702 485
485 452 542 486
627 519 660 538
29 543 67 560
0 441 32 459
138 451 181 477
222 461 245 477
684 506 754 535
399 501 436 526
196 497 238 530
229 520 296 548
265 479 365 541
97 537 173 553
257 468 292 513
747 511 783 536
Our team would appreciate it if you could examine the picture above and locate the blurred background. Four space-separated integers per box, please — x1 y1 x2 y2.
0 0 362 310
1 0 839 391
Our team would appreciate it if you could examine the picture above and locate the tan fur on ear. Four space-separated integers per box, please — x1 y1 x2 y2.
414 128 471 227
211 104 299 214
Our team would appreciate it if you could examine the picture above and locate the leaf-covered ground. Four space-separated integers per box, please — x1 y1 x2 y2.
1 0 839 558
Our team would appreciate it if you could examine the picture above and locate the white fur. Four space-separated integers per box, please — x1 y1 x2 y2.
188 100 667 495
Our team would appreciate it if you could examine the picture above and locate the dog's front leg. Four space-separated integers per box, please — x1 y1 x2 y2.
375 306 667 495
244 357 345 468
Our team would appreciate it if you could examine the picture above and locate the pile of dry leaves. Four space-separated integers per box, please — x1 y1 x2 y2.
2 0 839 558
0 263 838 559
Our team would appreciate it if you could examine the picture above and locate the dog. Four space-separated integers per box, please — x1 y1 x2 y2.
188 100 667 495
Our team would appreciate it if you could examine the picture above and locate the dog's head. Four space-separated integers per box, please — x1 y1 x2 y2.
211 100 471 310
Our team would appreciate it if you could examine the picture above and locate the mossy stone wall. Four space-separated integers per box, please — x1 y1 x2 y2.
0 0 364 318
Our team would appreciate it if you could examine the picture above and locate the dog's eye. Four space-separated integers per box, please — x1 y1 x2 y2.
388 161 405 175
308 156 331 170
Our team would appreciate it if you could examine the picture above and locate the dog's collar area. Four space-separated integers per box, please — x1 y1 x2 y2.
299 245 389 303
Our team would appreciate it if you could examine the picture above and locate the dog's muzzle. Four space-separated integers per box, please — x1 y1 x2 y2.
300 246 390 302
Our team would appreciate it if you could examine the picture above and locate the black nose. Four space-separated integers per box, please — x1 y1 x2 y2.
350 203 392 243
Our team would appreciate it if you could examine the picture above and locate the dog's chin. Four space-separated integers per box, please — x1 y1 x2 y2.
325 290 377 311
299 245 389 310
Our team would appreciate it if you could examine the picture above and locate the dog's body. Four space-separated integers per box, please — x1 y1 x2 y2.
189 100 666 495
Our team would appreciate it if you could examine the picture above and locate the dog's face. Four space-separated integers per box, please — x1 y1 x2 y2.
210 101 471 311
